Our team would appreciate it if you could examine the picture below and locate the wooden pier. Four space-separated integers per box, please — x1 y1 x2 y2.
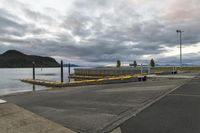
73 67 148 76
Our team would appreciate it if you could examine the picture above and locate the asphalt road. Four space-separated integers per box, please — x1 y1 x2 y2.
120 75 200 133
1 78 186 133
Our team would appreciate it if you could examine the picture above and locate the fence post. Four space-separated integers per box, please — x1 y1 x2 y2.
61 60 63 83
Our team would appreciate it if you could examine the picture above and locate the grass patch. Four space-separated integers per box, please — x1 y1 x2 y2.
152 66 200 71
177 66 200 71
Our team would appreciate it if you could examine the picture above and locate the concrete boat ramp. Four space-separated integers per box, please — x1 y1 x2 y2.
0 102 75 133
0 77 190 133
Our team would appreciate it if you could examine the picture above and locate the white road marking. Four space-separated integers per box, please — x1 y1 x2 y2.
170 94 200 97
111 127 122 133
147 75 195 79
0 99 6 104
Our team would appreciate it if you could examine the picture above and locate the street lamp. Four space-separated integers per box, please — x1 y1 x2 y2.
176 30 184 67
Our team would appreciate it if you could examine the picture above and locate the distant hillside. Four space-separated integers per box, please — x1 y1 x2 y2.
63 64 80 67
0 50 60 68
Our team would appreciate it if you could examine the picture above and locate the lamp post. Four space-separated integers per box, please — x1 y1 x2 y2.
176 30 184 67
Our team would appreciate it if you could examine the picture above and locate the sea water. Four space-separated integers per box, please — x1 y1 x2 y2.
0 67 75 96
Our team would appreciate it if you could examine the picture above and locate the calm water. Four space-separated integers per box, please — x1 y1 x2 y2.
0 67 75 96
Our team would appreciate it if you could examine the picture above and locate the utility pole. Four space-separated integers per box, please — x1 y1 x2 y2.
176 30 184 67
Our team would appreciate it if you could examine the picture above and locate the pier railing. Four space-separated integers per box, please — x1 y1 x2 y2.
74 67 148 77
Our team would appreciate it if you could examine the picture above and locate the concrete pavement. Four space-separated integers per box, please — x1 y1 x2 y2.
0 103 75 133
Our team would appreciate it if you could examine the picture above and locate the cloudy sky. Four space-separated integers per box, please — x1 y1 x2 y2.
0 0 200 66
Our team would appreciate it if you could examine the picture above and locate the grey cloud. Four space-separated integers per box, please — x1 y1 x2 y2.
158 53 200 65
23 8 55 25
0 0 200 65
0 14 27 36
0 7 49 37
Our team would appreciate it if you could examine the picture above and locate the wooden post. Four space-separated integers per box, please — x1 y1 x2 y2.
68 63 71 82
32 61 35 80
32 61 35 91
33 84 35 91
141 64 143 75
61 60 63 83
148 66 151 75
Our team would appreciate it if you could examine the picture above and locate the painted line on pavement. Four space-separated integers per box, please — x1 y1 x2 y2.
0 99 6 104
110 127 122 133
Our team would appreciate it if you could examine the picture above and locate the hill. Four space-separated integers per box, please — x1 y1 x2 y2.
63 64 80 67
0 50 60 68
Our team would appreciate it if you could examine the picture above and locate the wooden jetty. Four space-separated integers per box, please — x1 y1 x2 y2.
73 67 148 76
70 67 148 81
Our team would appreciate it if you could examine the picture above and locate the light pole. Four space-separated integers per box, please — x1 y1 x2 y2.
176 30 184 67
